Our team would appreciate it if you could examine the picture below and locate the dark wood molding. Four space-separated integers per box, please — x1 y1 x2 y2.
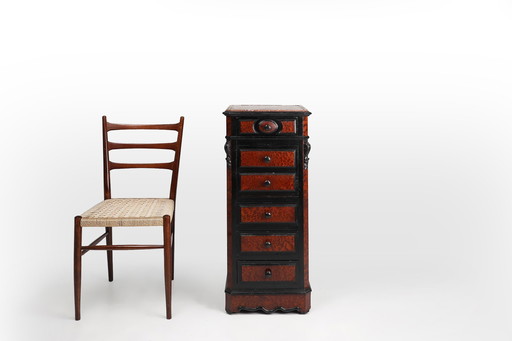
226 292 311 314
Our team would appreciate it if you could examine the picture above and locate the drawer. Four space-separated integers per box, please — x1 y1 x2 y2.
240 264 296 282
240 150 295 168
240 234 295 252
239 118 297 135
240 205 296 223
240 173 296 192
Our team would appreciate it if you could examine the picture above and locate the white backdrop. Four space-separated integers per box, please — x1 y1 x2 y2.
1 1 512 340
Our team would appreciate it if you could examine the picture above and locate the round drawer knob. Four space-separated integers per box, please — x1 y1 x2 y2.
263 180 271 187
264 212 272 218
264 269 272 278
258 120 278 134
264 241 272 248
263 155 271 163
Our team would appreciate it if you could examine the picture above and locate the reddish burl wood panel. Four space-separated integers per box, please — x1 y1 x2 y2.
240 206 295 223
240 174 295 191
241 264 296 282
281 120 296 133
240 234 295 252
240 150 295 167
239 120 255 134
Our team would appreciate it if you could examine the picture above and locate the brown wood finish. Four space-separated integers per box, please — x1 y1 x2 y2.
108 142 178 150
108 161 174 170
240 174 295 191
106 226 113 282
74 216 82 321
240 150 295 167
241 264 296 282
240 206 296 223
169 118 184 281
80 232 108 256
163 215 172 319
81 245 165 251
106 122 181 131
281 120 296 133
74 116 184 320
102 116 111 199
239 120 255 134
226 293 311 314
240 234 295 252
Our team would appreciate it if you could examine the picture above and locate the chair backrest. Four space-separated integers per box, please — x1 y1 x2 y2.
102 116 185 201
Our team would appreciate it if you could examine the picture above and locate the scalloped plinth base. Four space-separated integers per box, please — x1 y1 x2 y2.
226 292 311 314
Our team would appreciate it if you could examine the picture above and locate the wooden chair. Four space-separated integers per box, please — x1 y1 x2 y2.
74 116 184 320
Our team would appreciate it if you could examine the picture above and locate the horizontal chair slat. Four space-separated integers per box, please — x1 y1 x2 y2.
108 142 178 150
109 161 174 170
81 245 164 251
107 122 180 131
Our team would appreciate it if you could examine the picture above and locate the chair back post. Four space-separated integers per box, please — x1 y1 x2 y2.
102 116 112 199
169 116 185 201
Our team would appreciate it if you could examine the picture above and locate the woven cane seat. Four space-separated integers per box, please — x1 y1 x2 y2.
81 198 174 227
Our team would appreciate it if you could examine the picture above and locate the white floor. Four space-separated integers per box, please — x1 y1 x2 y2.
3 218 511 341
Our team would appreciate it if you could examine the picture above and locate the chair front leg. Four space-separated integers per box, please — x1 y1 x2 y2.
171 218 175 280
74 216 82 321
106 226 113 281
163 215 172 319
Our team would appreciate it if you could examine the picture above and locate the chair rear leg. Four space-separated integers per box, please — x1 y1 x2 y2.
163 215 172 319
74 216 82 321
106 226 113 281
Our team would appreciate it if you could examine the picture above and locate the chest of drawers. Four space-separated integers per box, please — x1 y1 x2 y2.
224 105 311 313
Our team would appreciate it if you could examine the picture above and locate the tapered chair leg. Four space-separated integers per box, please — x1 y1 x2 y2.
74 216 82 321
163 215 172 319
171 218 175 280
106 226 113 281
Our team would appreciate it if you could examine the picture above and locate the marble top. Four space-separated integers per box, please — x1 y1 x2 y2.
224 105 310 116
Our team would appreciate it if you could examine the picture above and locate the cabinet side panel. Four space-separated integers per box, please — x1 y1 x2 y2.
226 117 233 289
303 168 309 288
302 116 310 288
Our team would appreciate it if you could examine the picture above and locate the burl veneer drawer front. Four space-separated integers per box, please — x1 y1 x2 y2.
241 234 295 252
239 119 297 135
241 264 296 282
240 174 295 192
240 206 296 223
240 150 295 168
